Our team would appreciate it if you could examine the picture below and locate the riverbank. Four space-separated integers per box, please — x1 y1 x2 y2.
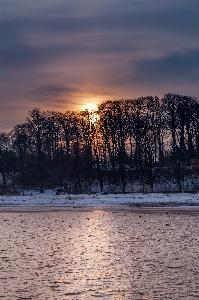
0 205 199 214
1 191 199 208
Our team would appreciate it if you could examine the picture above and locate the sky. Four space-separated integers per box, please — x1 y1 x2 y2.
0 0 199 132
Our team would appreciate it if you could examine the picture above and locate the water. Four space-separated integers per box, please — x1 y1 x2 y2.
0 209 199 299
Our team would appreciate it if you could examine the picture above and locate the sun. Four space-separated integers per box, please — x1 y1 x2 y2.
81 102 98 112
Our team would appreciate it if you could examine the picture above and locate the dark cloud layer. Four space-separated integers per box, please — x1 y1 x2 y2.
0 0 199 131
134 49 199 84
32 85 79 97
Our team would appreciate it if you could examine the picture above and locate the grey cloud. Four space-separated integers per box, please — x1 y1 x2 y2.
1 0 199 131
31 85 79 97
34 0 199 35
0 43 40 67
0 32 138 69
133 49 199 84
2 3 199 35
1 0 199 69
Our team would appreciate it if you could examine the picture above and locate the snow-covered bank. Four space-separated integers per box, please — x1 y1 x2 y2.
0 191 199 207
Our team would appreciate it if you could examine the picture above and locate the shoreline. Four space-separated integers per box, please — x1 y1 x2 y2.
1 205 199 213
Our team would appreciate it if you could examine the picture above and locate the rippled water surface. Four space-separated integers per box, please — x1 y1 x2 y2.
0 209 199 299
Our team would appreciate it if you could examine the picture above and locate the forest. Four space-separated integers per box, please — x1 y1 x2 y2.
0 93 199 195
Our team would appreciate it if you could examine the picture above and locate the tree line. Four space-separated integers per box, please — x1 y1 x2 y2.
0 93 199 194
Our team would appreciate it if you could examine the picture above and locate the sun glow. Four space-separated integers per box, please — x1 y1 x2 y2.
81 102 98 112
80 101 99 124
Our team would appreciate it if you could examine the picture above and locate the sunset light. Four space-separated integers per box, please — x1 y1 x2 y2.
1 1 198 132
81 102 98 112
1 1 199 299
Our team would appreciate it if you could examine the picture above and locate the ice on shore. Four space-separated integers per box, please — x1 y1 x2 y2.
0 190 199 207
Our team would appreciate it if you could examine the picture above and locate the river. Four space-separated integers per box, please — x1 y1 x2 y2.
0 209 199 299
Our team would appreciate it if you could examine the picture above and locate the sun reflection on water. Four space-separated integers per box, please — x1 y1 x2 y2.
0 210 198 299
